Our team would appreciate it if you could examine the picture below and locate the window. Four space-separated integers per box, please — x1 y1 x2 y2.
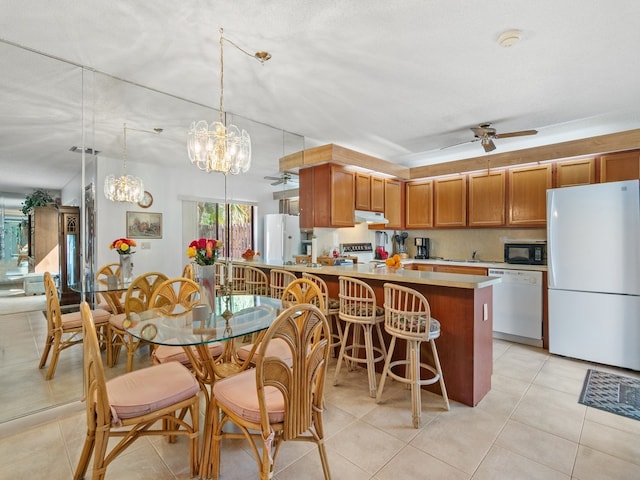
190 200 256 258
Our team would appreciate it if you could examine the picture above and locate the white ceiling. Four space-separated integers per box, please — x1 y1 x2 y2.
1 1 640 210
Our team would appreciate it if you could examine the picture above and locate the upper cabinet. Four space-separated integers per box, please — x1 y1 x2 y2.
556 158 596 187
405 180 433 229
370 176 385 212
508 164 552 226
299 163 355 229
355 172 371 211
300 147 640 231
434 176 466 227
354 173 385 212
600 151 640 182
384 178 403 229
468 170 505 226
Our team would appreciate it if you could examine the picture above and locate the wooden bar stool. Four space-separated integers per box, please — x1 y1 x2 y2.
269 269 297 299
376 283 449 428
333 276 387 397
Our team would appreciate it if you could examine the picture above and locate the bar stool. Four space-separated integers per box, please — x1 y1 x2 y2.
303 272 342 355
376 283 449 428
269 269 297 299
333 276 387 397
244 266 269 295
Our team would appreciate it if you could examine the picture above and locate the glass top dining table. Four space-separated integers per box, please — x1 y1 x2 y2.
124 294 283 347
124 293 283 480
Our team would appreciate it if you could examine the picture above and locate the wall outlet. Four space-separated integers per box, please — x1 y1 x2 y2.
141 242 151 250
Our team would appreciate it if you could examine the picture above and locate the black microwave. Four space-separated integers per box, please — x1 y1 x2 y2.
504 243 546 265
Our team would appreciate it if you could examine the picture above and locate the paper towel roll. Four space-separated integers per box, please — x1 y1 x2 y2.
311 238 318 264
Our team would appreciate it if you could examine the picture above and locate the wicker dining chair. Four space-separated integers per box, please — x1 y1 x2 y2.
39 272 111 380
236 278 324 365
302 272 342 355
182 262 195 280
150 277 224 368
95 263 122 313
107 271 168 371
211 303 332 480
74 302 200 480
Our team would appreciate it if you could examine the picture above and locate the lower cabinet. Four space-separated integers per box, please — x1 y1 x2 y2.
405 263 487 275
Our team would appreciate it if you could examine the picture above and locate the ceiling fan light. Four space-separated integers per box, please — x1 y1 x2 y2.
498 29 522 48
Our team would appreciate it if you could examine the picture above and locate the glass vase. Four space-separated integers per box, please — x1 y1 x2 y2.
197 264 217 316
119 254 134 283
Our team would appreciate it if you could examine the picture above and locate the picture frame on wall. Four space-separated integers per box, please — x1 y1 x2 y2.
126 211 162 239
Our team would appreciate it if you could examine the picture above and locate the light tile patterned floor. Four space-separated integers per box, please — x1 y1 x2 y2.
1 315 640 478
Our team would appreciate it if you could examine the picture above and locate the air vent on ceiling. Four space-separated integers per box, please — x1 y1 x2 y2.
69 146 100 155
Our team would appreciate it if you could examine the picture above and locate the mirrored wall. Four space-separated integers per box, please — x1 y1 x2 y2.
0 38 304 424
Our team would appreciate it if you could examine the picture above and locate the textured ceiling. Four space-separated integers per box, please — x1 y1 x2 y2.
1 0 640 209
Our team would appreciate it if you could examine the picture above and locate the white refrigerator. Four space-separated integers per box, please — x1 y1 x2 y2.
263 214 301 264
547 179 640 370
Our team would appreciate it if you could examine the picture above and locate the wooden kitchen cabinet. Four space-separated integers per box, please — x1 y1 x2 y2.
355 172 371 210
299 163 355 228
434 176 466 227
468 170 505 226
383 178 403 229
405 180 433 229
370 176 385 212
299 167 314 229
600 150 640 182
434 264 488 275
555 158 595 187
405 263 486 275
508 164 552 226
404 263 434 272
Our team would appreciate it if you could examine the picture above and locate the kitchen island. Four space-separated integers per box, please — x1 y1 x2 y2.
229 260 500 407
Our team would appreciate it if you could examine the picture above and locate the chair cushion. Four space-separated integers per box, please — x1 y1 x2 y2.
97 301 113 313
213 368 284 424
61 308 110 329
154 343 224 365
327 297 340 310
236 338 292 366
106 361 199 426
344 304 384 318
109 313 128 330
391 315 440 337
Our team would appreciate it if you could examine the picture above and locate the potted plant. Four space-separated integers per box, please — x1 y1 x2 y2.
21 189 55 215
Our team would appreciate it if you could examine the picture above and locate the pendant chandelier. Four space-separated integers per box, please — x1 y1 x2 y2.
187 28 271 175
104 123 145 203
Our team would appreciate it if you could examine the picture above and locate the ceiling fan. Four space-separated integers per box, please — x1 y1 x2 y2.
444 123 538 153
264 171 298 186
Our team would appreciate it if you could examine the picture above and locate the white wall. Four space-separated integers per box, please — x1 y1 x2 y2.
96 155 279 278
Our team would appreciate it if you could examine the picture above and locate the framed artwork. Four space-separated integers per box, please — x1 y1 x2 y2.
126 211 162 239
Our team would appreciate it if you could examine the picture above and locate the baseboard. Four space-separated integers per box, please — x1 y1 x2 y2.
0 400 84 437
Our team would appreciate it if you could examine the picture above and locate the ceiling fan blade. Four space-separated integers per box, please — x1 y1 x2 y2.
481 138 496 153
270 179 284 186
494 129 538 139
264 176 281 181
440 138 480 150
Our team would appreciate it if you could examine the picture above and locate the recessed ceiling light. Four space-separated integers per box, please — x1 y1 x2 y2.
498 29 522 48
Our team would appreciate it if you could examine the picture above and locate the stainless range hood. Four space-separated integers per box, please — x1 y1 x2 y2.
354 209 389 224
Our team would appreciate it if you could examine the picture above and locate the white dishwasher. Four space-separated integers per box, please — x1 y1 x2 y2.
488 268 543 347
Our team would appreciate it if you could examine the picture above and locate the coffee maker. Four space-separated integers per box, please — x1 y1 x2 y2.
415 237 429 259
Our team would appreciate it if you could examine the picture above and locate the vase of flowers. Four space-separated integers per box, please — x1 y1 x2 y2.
187 238 222 314
110 238 136 283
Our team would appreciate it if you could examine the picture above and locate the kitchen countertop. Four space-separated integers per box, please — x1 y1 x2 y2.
231 259 501 289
